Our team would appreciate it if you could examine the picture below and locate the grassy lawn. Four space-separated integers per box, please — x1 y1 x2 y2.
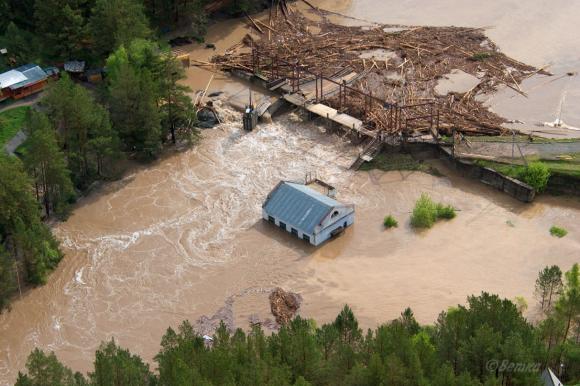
475 153 580 179
538 156 580 178
0 106 29 146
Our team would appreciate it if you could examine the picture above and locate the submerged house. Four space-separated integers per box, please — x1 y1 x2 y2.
0 64 54 101
262 181 355 246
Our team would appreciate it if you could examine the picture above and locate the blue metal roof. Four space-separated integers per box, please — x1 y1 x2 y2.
263 182 341 235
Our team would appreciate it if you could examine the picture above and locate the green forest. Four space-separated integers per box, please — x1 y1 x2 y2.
0 0 273 311
13 264 580 385
0 0 268 71
0 0 249 310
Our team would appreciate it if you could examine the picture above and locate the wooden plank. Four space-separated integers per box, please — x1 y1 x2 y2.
245 12 264 34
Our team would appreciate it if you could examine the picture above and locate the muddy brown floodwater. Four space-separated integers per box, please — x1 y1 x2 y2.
1 1 580 384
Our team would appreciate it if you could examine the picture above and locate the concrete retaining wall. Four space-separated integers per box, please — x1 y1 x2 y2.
546 172 580 196
479 167 536 202
437 147 536 202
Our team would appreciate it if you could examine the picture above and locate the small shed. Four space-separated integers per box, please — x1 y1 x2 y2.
262 181 354 246
43 66 60 80
64 60 86 75
85 68 104 84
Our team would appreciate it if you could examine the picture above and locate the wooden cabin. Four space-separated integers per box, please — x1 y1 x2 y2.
0 64 52 101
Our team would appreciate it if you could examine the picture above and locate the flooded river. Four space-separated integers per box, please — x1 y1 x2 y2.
1 0 580 384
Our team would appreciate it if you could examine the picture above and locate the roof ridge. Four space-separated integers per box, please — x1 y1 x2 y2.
283 181 338 206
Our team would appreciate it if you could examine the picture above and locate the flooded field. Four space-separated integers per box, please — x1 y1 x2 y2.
1 0 580 384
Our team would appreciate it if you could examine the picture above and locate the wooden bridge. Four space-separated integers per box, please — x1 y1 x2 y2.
246 47 441 168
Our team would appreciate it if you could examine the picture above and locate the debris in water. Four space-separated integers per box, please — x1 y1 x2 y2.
213 10 546 137
197 103 221 128
542 119 580 131
269 287 302 325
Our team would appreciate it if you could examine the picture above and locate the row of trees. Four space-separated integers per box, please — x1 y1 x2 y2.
0 40 198 309
0 0 152 67
534 264 580 371
0 0 269 69
0 0 202 311
14 265 580 386
0 154 63 311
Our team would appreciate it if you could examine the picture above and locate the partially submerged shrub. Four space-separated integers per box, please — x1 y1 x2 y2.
518 162 550 192
550 226 568 238
411 194 437 228
383 215 398 228
411 193 457 229
436 204 456 220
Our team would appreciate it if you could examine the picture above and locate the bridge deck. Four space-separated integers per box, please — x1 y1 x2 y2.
283 95 377 138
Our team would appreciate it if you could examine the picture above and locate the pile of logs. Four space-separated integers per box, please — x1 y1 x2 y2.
269 288 302 325
212 6 549 137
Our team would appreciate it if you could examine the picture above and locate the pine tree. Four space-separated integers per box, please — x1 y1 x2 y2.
90 340 156 386
4 0 37 31
0 154 63 285
34 0 87 61
23 111 75 219
556 263 580 343
15 348 87 386
334 305 362 345
87 117 121 178
0 0 10 34
535 265 563 312
88 0 151 60
159 55 199 144
108 62 162 157
0 22 41 67
0 245 17 312
144 0 207 32
43 74 121 186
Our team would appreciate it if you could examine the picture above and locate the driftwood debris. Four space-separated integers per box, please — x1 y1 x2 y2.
245 12 264 34
269 288 302 325
212 9 547 138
